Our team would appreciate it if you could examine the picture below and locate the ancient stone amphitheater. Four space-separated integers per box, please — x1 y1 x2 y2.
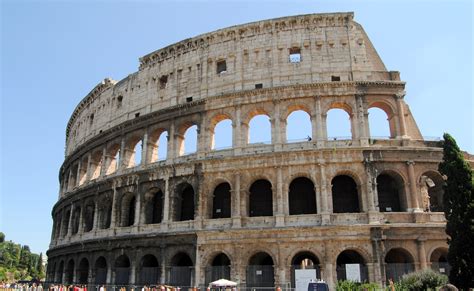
46 12 467 289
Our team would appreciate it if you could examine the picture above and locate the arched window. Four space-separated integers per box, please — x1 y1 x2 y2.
419 171 445 212
212 183 231 219
332 175 360 213
249 114 271 144
105 144 120 175
430 248 450 275
326 108 352 140
170 253 193 287
291 252 321 288
144 189 163 224
157 131 168 161
180 125 198 155
77 258 89 284
247 252 274 288
249 179 273 217
212 119 233 150
385 248 415 282
205 253 231 285
71 206 81 235
89 150 103 180
121 194 136 227
139 255 159 285
62 209 70 237
133 140 142 166
83 201 95 232
98 197 112 229
368 107 391 138
65 259 75 284
377 173 405 212
94 257 107 285
336 250 368 282
56 261 64 283
286 110 312 142
289 177 317 215
173 184 195 221
148 129 168 163
114 255 130 285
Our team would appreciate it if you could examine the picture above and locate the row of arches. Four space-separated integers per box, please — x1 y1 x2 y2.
53 170 445 239
61 96 405 194
48 247 449 286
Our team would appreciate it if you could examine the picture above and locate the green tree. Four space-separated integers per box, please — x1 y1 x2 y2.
18 245 31 271
438 133 474 289
0 232 5 243
36 253 45 279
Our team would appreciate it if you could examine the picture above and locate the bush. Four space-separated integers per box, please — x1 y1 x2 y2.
336 280 379 291
396 269 448 290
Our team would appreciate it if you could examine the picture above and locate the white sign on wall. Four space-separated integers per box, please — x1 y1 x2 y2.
295 269 317 291
345 264 361 282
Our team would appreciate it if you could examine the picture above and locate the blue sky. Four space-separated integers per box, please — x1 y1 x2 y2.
1 0 472 255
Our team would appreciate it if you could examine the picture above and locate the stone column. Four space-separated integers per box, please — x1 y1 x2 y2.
77 203 84 234
275 167 285 226
85 153 92 181
167 122 176 160
395 93 408 138
319 164 330 224
417 238 427 270
130 258 136 284
119 137 126 170
100 146 107 177
407 161 421 212
233 106 242 150
110 181 118 228
355 93 369 145
93 201 99 231
76 160 83 186
271 101 283 145
162 177 171 227
197 115 207 157
67 204 74 237
314 96 325 143
141 131 149 166
323 241 334 290
232 172 242 228
134 191 141 226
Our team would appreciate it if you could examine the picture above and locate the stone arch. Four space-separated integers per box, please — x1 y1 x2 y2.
209 113 233 150
177 121 199 156
244 108 272 144
325 102 354 140
384 248 415 281
139 254 160 285
65 259 75 284
286 109 312 142
61 208 71 237
83 200 95 232
368 101 397 138
377 170 407 212
120 192 136 227
418 170 445 212
212 182 232 219
249 179 273 217
77 257 89 284
71 205 81 235
114 254 131 285
105 142 121 175
94 256 107 285
336 249 368 282
246 251 275 288
205 253 232 284
290 251 322 287
148 127 169 163
331 175 361 213
97 195 112 229
143 187 164 224
173 183 195 221
429 247 450 275
169 252 194 287
56 260 64 283
124 133 143 168
89 149 103 180
288 177 317 215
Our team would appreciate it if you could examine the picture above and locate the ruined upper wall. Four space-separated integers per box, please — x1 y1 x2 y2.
65 12 399 157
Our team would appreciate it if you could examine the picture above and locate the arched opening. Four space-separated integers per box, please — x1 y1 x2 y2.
144 189 163 224
326 108 352 140
180 124 198 156
430 248 450 275
89 150 103 180
71 206 81 235
148 129 168 162
77 258 89 284
249 179 273 217
419 171 445 212
291 252 321 288
332 175 360 213
94 257 107 285
246 252 274 289
62 209 70 237
377 173 405 212
384 248 415 282
98 197 112 229
157 131 168 161
121 193 136 227
114 255 130 285
173 184 195 221
286 110 312 142
212 119 233 150
205 253 231 285
105 144 120 175
139 254 159 285
55 261 64 283
83 201 95 232
336 250 368 282
289 177 317 215
368 107 392 138
212 182 231 219
65 259 75 284
248 114 271 144
133 140 143 167
169 253 193 287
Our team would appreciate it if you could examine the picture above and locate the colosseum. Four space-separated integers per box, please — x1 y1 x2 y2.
46 12 470 290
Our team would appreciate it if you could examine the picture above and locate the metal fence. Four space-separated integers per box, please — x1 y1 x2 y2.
385 263 414 282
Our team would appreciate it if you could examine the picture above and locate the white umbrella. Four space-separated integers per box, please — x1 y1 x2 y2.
209 279 237 287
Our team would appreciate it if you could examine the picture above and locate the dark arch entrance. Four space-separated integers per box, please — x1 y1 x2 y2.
56 261 64 283
83 202 95 232
336 250 368 282
385 248 414 281
332 175 360 213
377 173 404 212
121 194 136 227
94 257 107 285
430 248 450 275
291 252 321 288
170 253 193 287
174 184 195 221
289 177 317 215
249 180 273 217
114 255 130 285
212 183 231 218
139 254 159 285
65 259 75 284
246 252 274 289
77 258 89 284
420 172 445 212
145 189 163 224
205 253 231 285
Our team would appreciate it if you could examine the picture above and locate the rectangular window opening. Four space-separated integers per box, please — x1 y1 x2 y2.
186 97 193 102
216 60 227 74
289 47 301 63
159 75 168 89
255 83 263 89
135 113 140 118
331 76 341 82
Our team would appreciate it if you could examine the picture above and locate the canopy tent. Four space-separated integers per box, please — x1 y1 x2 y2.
209 279 237 287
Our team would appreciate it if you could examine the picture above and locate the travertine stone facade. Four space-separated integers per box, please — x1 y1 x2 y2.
47 12 473 289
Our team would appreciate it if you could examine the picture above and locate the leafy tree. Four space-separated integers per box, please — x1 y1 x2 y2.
37 253 45 279
438 133 474 288
18 245 31 270
0 232 4 243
